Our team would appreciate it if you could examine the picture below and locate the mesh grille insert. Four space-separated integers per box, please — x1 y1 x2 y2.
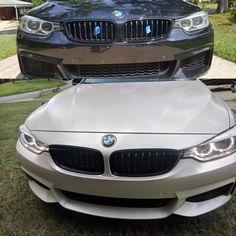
61 190 174 208
64 61 176 78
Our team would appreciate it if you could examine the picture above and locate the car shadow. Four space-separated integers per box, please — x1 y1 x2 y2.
40 200 233 235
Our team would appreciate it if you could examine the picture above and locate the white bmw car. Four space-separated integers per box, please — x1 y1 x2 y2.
16 79 236 219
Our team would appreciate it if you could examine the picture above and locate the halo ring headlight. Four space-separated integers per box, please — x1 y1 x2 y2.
175 11 209 33
20 15 60 36
183 128 236 161
19 125 48 154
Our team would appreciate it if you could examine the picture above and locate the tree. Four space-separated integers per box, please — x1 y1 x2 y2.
31 0 47 7
217 0 229 13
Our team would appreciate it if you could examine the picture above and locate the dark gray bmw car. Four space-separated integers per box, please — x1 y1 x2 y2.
17 0 214 80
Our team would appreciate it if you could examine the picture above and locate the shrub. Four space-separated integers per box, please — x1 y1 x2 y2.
231 5 236 22
187 0 198 5
32 0 47 7
229 0 236 9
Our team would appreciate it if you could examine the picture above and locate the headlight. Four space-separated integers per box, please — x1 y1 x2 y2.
184 135 236 161
19 125 48 154
20 15 60 36
174 11 209 33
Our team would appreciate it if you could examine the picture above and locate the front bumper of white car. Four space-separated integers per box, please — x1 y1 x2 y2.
16 132 236 219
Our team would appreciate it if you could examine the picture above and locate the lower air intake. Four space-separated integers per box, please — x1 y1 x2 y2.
64 61 176 78
61 190 174 208
20 56 57 78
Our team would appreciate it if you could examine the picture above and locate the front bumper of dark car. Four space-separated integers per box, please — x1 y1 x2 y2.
17 25 214 80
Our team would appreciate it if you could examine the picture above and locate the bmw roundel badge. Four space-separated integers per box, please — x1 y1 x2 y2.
112 10 125 18
102 134 117 147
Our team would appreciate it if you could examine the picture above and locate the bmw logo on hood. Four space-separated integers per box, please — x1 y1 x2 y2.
112 10 125 18
102 134 117 147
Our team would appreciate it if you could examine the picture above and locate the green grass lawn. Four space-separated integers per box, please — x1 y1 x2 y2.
200 3 217 11
0 97 236 235
0 79 65 97
209 13 236 63
0 34 16 60
197 2 236 63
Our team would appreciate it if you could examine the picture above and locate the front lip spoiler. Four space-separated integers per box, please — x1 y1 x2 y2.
26 177 234 219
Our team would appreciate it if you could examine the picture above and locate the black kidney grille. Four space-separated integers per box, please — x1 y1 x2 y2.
49 145 104 174
65 21 115 42
110 149 181 177
124 19 172 41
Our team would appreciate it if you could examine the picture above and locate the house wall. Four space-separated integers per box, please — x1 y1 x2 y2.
0 7 15 20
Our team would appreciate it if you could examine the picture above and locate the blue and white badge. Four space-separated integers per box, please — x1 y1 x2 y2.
146 25 151 34
94 26 101 36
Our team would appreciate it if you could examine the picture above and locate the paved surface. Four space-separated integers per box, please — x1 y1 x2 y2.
0 21 18 31
213 89 236 111
0 90 43 103
0 29 17 35
201 56 236 79
0 55 236 80
0 83 72 103
0 55 21 79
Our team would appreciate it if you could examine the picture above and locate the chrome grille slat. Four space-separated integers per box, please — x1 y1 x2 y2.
83 22 87 40
72 23 77 40
130 21 133 38
78 22 82 40
67 23 72 37
161 20 164 36
124 22 127 38
105 22 108 40
100 21 103 40
89 22 92 40
146 20 148 38
151 20 154 38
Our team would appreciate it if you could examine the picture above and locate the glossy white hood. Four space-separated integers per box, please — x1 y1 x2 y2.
26 80 232 134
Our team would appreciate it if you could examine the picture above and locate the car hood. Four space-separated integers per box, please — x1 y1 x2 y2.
26 80 232 134
28 0 200 22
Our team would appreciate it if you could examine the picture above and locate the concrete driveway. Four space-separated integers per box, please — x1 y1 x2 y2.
214 89 236 111
0 83 72 103
0 21 18 32
0 29 17 35
0 55 235 80
201 56 236 79
0 55 22 79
